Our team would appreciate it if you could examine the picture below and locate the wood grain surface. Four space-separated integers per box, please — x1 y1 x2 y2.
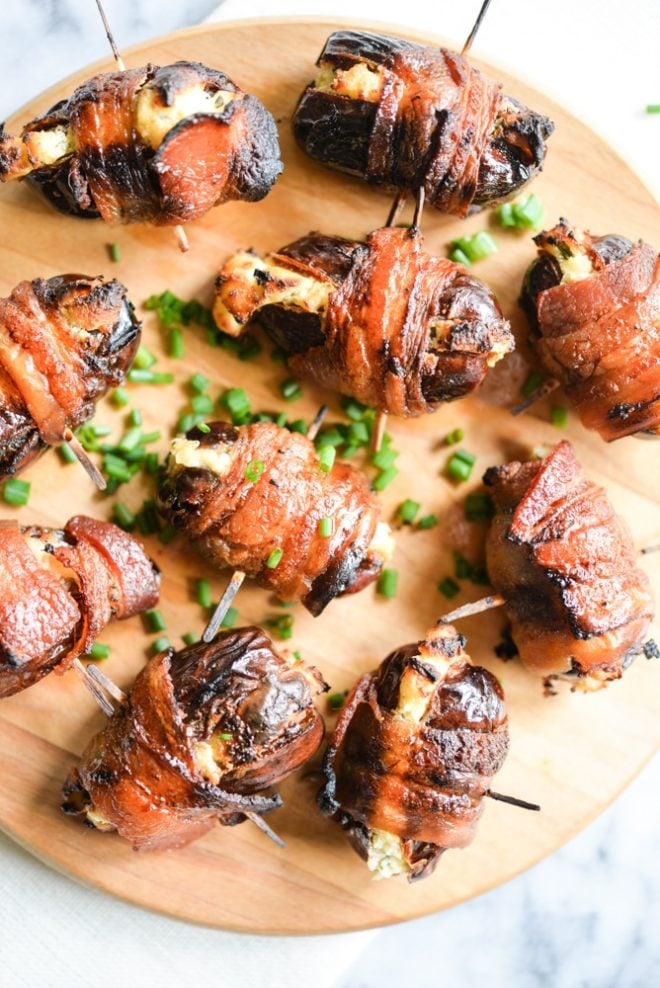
0 17 658 935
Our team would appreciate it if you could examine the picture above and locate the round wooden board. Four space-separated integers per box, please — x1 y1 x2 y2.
0 16 658 936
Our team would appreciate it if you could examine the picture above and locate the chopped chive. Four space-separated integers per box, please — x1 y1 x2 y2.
196 422 211 434
127 369 174 384
646 104 660 114
145 609 167 633
377 568 398 599
128 408 142 427
328 692 346 711
280 378 302 401
2 478 31 506
108 243 121 263
122 448 146 464
196 579 212 609
266 548 283 569
191 394 214 416
449 247 472 266
371 446 398 470
318 445 336 472
135 499 160 536
132 344 157 370
168 328 185 359
189 372 210 394
551 404 568 428
346 421 369 446
111 502 136 531
292 650 303 663
220 606 239 629
450 231 498 264
319 516 335 538
182 632 200 646
464 491 494 522
275 412 288 427
417 513 438 530
438 576 460 599
140 430 161 445
264 614 294 640
151 636 171 655
372 466 399 491
497 194 544 231
118 426 143 453
447 449 476 483
218 733 234 742
245 459 265 483
144 452 160 474
454 552 472 579
57 442 78 465
396 498 421 524
521 370 544 397
111 387 129 408
289 418 307 434
220 387 250 421
341 397 368 421
315 427 344 448
497 202 516 228
102 455 133 483
158 524 176 545
89 642 111 660
341 444 360 458
444 427 465 446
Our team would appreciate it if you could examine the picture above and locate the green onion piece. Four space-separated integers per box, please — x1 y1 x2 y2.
464 491 494 522
521 370 544 397
182 631 200 646
196 422 211 434
151 636 171 655
264 614 294 640
450 231 498 263
444 428 465 446
220 606 239 629
371 446 399 470
128 408 142 427
511 194 544 230
279 378 302 401
497 202 516 228
275 411 288 427
144 452 159 475
438 576 460 599
122 448 146 465
396 498 421 524
102 455 133 483
316 427 345 448
127 369 174 384
289 418 307 434
132 344 157 370
196 579 212 609
646 104 660 114
146 609 166 633
245 459 265 483
220 387 250 422
218 733 233 742
454 552 472 579
447 449 476 483
417 513 438 530
111 502 135 531
341 397 368 421
318 445 336 472
191 394 214 416
111 387 129 408
551 405 568 428
377 568 398 599
118 426 143 453
449 247 472 266
168 328 185 359
2 478 31 506
89 642 111 660
328 692 346 711
266 548 283 569
373 466 399 491
347 421 369 446
319 516 335 538
292 650 303 663
189 372 210 394
108 243 121 263
135 499 160 536
140 431 161 445
158 524 176 545
57 442 77 465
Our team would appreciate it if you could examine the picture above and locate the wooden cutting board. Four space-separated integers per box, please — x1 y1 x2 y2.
0 17 658 935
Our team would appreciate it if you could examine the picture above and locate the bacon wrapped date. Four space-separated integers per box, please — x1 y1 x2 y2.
319 623 508 881
156 421 393 616
483 440 654 687
0 274 139 477
0 61 282 225
520 219 660 441
213 226 514 415
293 30 554 216
62 626 326 851
0 514 159 697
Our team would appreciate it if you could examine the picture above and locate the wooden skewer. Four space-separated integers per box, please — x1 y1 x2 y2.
72 658 116 717
94 0 190 253
462 0 495 55
86 661 127 703
202 407 330 643
486 789 541 812
439 593 506 624
385 190 407 227
62 428 107 491
511 377 561 416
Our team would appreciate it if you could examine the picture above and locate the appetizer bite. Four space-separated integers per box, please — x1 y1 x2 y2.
62 626 326 851
0 274 139 478
483 440 655 688
293 30 554 216
156 421 393 615
0 61 282 227
0 515 159 697
214 226 514 416
319 622 509 881
520 219 660 440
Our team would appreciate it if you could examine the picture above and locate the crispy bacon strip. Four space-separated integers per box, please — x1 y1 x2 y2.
320 623 509 881
213 227 513 415
0 62 281 225
0 275 139 477
483 440 654 685
293 30 553 215
157 421 391 616
0 515 160 697
62 627 326 851
520 220 660 440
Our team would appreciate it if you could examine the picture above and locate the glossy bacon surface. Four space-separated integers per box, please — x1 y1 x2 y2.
0 515 160 697
214 227 514 416
484 440 654 684
521 220 660 441
157 422 389 616
62 627 326 851
294 30 553 215
0 274 139 477
319 623 509 881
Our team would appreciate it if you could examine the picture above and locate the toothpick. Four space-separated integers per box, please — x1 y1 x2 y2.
486 789 541 812
62 428 107 491
462 0 494 55
439 593 506 624
511 378 561 416
72 657 116 717
245 811 286 848
306 404 328 442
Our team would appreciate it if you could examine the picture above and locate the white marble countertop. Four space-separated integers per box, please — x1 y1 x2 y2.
1 2 658 987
